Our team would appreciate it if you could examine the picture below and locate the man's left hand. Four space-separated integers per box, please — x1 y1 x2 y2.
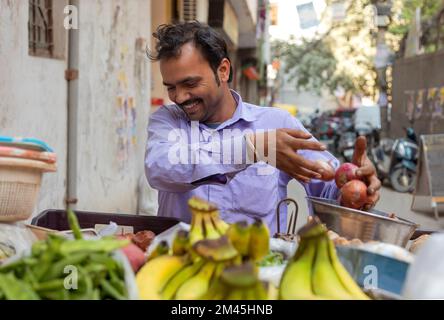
352 136 382 211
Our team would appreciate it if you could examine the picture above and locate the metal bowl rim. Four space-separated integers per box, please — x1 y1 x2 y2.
306 196 420 228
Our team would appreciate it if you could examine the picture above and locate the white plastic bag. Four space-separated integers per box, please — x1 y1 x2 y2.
402 232 444 299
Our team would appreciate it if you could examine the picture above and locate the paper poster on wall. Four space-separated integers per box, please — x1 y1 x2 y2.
115 45 137 170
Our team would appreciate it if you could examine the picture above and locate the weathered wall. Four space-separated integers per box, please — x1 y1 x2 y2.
0 0 152 218
0 1 69 216
74 0 152 213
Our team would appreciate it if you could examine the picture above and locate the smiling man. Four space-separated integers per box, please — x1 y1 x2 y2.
145 21 381 234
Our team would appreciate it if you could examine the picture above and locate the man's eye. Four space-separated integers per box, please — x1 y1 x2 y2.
185 82 197 88
167 87 175 91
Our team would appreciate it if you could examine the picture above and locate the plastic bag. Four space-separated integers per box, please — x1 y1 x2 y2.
402 232 444 299
0 223 37 264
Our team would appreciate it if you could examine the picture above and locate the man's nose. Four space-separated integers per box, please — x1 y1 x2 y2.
174 88 191 105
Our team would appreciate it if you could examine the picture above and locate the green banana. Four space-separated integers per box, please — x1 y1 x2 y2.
227 221 250 256
327 239 369 300
279 238 320 300
248 219 270 262
175 261 217 300
161 258 205 300
172 230 189 256
136 255 188 300
312 236 353 300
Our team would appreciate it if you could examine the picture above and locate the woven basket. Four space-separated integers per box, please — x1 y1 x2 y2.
0 157 56 222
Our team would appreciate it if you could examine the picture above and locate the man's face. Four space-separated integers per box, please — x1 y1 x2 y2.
160 42 224 122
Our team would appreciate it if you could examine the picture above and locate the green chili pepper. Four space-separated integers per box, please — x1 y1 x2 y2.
40 290 66 300
0 273 40 300
108 268 126 296
67 208 83 240
59 238 128 256
89 253 119 270
23 265 38 287
91 289 100 300
34 279 66 292
100 279 126 300
42 252 89 281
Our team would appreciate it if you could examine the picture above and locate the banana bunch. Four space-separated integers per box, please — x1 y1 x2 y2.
227 219 270 262
204 262 269 300
136 236 240 300
279 218 370 300
188 197 229 244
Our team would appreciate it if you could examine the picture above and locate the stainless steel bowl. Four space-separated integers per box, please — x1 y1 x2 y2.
306 196 419 247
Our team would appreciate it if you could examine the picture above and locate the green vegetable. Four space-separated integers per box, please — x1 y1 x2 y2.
257 251 285 267
67 209 83 240
0 218 131 300
0 273 40 300
100 279 127 300
59 238 129 256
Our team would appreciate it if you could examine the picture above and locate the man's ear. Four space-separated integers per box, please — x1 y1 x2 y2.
218 58 231 83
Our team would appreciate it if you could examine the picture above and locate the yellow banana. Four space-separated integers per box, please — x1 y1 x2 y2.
161 258 205 300
202 213 221 239
279 238 320 300
136 255 187 300
248 219 270 261
225 288 246 300
227 221 250 256
327 239 370 300
172 230 189 256
204 278 228 300
312 236 353 300
244 286 258 300
147 240 169 261
253 282 269 300
211 211 229 234
190 213 205 244
175 261 217 300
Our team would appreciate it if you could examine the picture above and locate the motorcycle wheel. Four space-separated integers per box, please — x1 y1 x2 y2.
390 166 416 193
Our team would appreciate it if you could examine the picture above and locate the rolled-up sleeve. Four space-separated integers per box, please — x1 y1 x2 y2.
145 107 250 193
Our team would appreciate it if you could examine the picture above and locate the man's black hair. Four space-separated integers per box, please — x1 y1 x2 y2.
149 21 233 85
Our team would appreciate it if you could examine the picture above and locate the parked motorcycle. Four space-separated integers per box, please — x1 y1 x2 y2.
336 129 356 162
370 128 418 193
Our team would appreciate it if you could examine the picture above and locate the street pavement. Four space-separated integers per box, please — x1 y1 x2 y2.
287 180 444 233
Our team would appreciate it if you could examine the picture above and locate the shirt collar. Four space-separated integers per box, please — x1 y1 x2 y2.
212 90 256 130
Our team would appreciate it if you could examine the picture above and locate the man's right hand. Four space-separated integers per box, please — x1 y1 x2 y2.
248 129 327 183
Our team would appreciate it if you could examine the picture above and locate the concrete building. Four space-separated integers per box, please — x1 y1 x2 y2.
1 0 152 218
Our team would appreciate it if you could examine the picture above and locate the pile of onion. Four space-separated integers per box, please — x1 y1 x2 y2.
335 163 368 210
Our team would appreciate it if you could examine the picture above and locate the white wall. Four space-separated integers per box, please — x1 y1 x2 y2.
0 0 152 217
74 0 152 213
0 1 68 215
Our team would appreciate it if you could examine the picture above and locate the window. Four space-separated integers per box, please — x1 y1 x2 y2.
182 0 197 21
28 0 54 57
296 2 319 29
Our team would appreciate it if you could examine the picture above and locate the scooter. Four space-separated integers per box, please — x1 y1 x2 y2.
370 128 418 193
336 129 356 162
